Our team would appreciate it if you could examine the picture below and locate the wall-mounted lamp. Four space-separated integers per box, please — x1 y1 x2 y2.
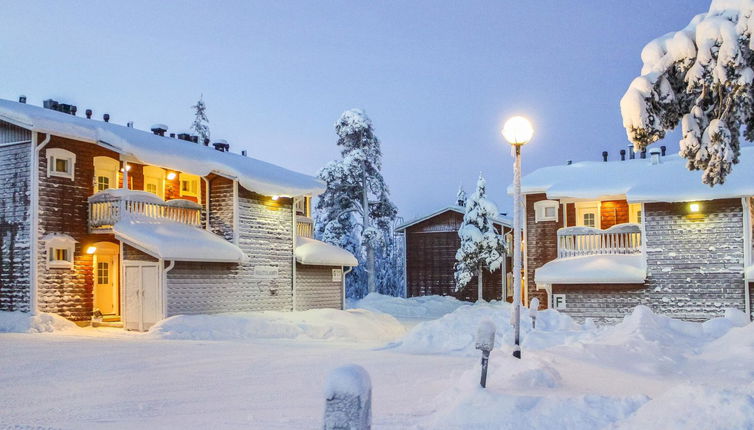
689 203 701 213
167 172 177 180
271 195 280 201
86 246 97 254
120 165 132 172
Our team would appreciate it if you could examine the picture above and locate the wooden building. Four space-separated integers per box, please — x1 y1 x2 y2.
0 97 357 330
396 206 512 302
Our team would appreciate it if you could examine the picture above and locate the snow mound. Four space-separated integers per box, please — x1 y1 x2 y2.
348 293 467 319
0 311 78 333
149 308 406 343
612 383 754 430
392 301 588 355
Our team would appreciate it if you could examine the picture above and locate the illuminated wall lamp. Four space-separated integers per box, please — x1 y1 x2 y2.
86 246 97 254
271 195 280 201
689 203 701 213
167 172 177 180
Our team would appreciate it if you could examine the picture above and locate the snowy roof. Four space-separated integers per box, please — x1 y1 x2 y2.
0 99 324 197
113 218 246 263
295 236 358 267
514 145 754 203
395 206 512 232
534 254 647 285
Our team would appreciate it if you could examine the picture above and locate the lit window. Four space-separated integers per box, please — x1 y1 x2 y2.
93 156 119 193
146 183 158 194
43 233 77 269
179 173 201 201
46 148 76 180
583 213 596 227
97 262 109 285
629 203 642 224
97 176 110 191
534 200 559 223
143 166 166 199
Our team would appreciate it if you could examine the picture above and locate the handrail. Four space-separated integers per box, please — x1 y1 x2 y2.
297 216 314 238
557 223 641 258
89 191 202 230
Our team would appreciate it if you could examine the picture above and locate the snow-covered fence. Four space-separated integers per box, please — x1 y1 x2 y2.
324 364 372 430
557 223 641 258
297 215 314 238
88 190 202 231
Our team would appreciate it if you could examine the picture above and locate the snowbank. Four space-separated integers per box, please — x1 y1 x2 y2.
0 311 78 333
348 293 468 320
149 308 406 343
535 254 646 284
295 236 358 266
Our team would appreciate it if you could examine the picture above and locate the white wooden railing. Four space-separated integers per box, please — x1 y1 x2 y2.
88 190 202 231
557 223 642 258
297 216 314 238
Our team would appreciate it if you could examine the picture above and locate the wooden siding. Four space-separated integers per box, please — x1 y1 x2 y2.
404 209 509 302
600 200 629 229
525 193 563 309
295 263 343 311
123 244 158 262
0 120 31 144
0 141 31 311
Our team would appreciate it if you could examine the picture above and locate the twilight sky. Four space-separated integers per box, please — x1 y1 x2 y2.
0 1 710 220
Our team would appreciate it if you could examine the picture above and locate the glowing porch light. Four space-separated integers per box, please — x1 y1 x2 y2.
689 203 701 213
271 195 280 201
86 246 97 254
166 172 177 180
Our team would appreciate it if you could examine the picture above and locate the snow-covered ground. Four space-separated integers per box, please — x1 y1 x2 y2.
2 294 754 429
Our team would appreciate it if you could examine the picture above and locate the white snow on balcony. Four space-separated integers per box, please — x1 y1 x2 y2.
114 218 246 263
0 99 324 197
535 254 647 285
295 236 358 267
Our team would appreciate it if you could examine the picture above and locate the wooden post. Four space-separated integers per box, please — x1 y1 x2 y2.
324 365 372 430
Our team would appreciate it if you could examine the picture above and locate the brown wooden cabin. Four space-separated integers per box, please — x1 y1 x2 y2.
396 206 512 302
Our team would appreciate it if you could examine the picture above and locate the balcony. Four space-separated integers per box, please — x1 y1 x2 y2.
88 189 202 233
557 223 642 258
297 216 314 238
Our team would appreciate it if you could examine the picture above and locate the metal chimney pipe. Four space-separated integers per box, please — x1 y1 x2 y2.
18 95 26 104
103 113 110 123
620 149 626 161
661 145 667 156
602 151 608 162
628 144 635 160
640 149 646 159
85 109 92 119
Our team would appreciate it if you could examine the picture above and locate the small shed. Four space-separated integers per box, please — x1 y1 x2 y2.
396 206 512 302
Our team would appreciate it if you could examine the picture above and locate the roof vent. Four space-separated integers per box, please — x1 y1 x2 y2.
43 99 59 110
150 124 168 136
127 121 133 128
169 133 176 138
18 95 26 104
43 99 78 116
212 139 230 152
649 147 662 165
85 109 92 119
71 106 77 116
661 145 667 156
566 160 572 165
103 113 110 123
620 149 626 161
203 138 210 147
601 151 608 162
241 150 248 156
191 135 199 144
627 144 635 160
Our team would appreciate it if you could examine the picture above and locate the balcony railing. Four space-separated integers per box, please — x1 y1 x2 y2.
557 223 642 258
297 216 314 238
89 189 202 232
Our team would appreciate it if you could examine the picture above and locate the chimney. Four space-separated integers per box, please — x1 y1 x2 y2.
567 160 572 165
85 109 92 119
191 135 199 144
18 95 26 104
177 133 192 141
661 145 667 156
203 138 210 146
601 151 608 162
127 121 133 128
169 133 176 138
212 139 230 152
103 113 110 123
71 106 77 116
640 149 646 159
620 149 626 161
649 147 662 165
150 124 168 136
43 99 59 110
241 150 247 156
628 144 635 160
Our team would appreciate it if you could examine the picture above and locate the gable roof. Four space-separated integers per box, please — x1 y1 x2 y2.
395 206 512 232
0 98 324 197
513 145 754 203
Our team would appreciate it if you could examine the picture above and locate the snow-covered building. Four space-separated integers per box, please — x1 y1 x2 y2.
0 97 357 330
396 206 512 302
518 146 754 323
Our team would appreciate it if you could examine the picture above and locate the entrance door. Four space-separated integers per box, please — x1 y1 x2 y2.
94 255 117 315
123 262 162 331
576 202 600 228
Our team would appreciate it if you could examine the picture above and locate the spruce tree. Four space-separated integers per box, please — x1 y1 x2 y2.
456 184 467 207
454 174 506 301
190 95 210 144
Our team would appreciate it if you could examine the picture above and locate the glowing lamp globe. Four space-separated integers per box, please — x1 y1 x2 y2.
502 116 534 146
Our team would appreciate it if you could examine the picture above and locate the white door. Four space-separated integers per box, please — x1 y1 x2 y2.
576 203 599 228
122 262 162 331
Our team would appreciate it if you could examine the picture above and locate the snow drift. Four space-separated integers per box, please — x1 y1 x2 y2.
0 311 78 333
348 293 468 320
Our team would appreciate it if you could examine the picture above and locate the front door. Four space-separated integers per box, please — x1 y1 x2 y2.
94 255 118 315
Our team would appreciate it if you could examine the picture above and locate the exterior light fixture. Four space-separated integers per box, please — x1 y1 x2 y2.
502 116 534 146
167 172 177 180
86 246 97 254
690 203 700 213
271 195 280 201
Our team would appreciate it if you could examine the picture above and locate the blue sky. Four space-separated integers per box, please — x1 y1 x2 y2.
0 1 709 220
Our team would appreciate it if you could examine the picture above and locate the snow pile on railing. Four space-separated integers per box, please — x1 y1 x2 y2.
149 308 406 343
0 311 78 333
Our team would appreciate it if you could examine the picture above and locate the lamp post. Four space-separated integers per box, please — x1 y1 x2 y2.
502 116 533 359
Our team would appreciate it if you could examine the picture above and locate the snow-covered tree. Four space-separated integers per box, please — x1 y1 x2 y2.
454 174 506 301
315 109 399 298
190 95 210 144
456 184 467 207
620 1 754 185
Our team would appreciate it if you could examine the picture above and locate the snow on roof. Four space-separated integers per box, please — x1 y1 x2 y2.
0 99 324 197
295 236 358 267
113 218 246 263
514 146 754 203
395 206 512 232
535 254 647 285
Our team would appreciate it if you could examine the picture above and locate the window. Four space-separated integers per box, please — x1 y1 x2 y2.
97 262 110 285
46 148 76 180
43 233 77 269
629 203 642 224
575 201 600 228
143 166 166 199
295 197 310 217
583 213 596 227
179 173 201 201
533 200 559 223
93 156 119 193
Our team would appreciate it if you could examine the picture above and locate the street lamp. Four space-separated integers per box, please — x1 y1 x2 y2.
502 115 533 359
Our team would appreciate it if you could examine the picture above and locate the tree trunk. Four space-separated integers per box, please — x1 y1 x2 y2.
477 268 484 302
363 172 376 294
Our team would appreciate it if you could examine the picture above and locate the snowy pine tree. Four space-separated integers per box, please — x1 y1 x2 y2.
620 1 754 185
190 95 210 144
315 109 399 298
454 174 506 301
456 184 467 207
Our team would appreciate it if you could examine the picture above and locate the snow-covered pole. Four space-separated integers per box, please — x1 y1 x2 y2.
502 116 534 360
475 319 496 388
530 297 539 329
324 364 372 430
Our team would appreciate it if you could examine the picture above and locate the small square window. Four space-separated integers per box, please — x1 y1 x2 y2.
583 213 596 227
146 183 158 194
534 200 559 223
97 176 110 191
544 207 556 218
46 148 76 180
55 159 69 173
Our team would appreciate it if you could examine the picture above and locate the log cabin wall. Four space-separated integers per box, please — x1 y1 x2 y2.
294 263 343 311
0 121 32 311
404 210 508 302
600 200 629 229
